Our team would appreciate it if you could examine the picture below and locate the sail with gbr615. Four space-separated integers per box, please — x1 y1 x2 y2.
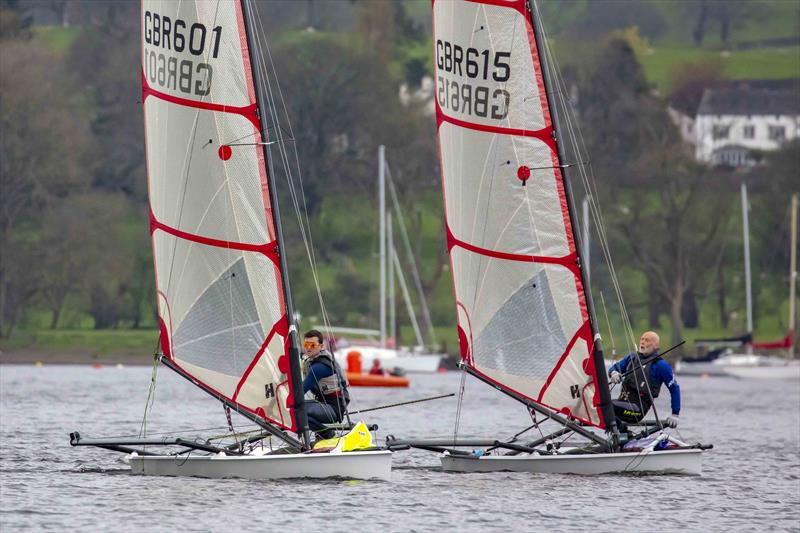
435 0 607 427
382 0 710 476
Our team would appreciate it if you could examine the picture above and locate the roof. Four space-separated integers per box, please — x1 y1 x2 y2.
670 79 800 116
697 86 800 116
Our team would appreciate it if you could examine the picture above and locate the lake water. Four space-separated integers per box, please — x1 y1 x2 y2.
1 364 798 531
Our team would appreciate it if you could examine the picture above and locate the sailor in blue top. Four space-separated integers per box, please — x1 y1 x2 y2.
607 331 680 429
301 330 350 440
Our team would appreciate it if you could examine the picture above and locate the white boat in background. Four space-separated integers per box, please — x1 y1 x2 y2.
316 147 444 373
70 0 391 481
675 357 730 377
676 352 800 379
678 190 798 379
341 344 443 374
715 354 800 379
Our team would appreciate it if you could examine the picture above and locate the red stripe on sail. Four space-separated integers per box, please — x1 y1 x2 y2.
537 320 592 401
435 105 556 152
434 0 527 17
149 208 280 265
446 222 580 273
466 361 603 428
141 70 260 130
168 357 295 432
232 315 288 402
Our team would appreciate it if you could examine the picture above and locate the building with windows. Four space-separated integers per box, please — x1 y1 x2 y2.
694 86 799 166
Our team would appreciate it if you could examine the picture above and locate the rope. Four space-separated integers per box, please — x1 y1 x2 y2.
600 291 618 359
138 339 162 439
452 369 467 444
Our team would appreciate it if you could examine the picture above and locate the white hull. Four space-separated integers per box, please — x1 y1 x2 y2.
440 448 702 476
677 355 800 379
675 360 729 376
130 450 392 481
345 346 442 373
722 364 800 379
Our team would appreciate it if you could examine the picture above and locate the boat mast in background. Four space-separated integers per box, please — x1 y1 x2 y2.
379 145 387 348
741 183 754 353
790 193 797 358
388 213 396 345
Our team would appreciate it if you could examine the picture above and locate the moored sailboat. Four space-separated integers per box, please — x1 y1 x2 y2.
677 190 798 379
69 0 391 481
387 0 710 475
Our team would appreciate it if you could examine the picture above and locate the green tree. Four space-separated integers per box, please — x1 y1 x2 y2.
0 15 89 337
578 38 730 348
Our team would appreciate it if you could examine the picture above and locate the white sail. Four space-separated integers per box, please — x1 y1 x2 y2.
142 0 296 430
433 0 605 427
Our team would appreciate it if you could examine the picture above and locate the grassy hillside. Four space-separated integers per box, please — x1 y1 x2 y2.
641 45 800 92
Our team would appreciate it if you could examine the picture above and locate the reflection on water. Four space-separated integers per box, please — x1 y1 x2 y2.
1 364 798 531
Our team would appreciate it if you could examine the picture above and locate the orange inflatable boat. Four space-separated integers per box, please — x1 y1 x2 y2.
345 350 410 388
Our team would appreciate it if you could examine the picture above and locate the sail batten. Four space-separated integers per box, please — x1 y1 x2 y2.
433 0 605 428
142 0 297 431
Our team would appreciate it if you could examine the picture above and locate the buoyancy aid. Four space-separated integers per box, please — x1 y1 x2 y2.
619 353 661 415
303 351 350 408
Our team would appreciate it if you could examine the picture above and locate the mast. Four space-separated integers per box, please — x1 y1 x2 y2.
388 213 396 346
790 193 798 357
741 182 754 352
528 0 619 444
379 145 387 348
241 0 310 449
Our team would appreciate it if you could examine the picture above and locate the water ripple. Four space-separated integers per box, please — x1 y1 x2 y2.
1 366 798 531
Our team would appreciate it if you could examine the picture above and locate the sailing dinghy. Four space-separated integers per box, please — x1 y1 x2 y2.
387 0 711 475
69 0 391 481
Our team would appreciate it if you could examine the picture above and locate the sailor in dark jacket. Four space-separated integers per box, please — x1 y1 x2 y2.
301 330 350 439
608 331 680 429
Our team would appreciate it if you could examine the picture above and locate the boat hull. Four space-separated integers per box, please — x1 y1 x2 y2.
722 364 800 379
675 361 729 376
130 450 392 481
440 448 702 476
677 356 800 379
346 372 410 387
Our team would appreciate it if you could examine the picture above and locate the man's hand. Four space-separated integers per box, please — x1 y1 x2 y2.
609 371 622 384
665 414 679 428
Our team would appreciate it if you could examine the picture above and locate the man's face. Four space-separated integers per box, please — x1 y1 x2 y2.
638 332 659 355
303 336 323 358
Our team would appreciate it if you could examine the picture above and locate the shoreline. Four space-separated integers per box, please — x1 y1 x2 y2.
0 348 156 366
0 348 461 368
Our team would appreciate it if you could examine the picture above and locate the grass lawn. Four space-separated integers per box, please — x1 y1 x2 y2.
642 45 800 92
1 329 159 358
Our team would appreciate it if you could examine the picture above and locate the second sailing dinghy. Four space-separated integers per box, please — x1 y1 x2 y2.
69 0 391 481
387 0 710 475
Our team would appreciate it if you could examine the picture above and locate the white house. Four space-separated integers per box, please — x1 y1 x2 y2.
694 87 800 166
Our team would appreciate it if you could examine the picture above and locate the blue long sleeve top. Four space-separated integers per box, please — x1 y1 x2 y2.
302 360 334 395
609 352 681 415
